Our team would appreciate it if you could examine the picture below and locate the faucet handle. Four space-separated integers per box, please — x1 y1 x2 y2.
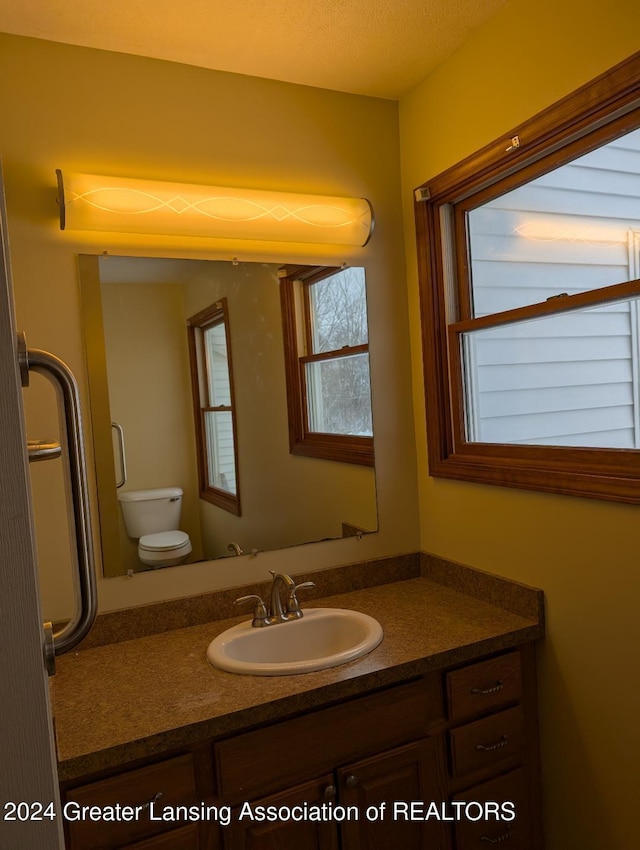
287 581 316 616
234 594 268 627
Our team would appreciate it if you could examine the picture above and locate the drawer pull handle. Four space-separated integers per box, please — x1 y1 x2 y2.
345 775 358 788
142 791 164 810
480 830 512 844
471 680 504 696
324 785 337 800
476 734 508 752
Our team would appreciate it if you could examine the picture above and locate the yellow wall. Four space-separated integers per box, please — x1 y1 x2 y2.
399 1 640 848
0 34 417 618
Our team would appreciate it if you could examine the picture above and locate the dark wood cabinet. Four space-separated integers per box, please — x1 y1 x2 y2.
445 646 543 849
122 825 202 849
451 769 531 850
223 738 449 850
62 754 207 850
61 645 543 850
337 738 449 850
224 776 339 850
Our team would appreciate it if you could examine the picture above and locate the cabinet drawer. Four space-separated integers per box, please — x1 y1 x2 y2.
65 754 197 850
452 768 530 850
449 706 524 778
214 677 443 800
446 652 522 721
123 824 200 849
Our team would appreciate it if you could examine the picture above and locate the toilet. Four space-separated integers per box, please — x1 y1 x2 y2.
117 487 192 568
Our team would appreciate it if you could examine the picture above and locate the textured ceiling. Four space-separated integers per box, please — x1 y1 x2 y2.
0 0 507 99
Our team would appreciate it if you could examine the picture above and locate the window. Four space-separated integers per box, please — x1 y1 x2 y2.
187 298 241 514
279 265 374 466
415 52 640 502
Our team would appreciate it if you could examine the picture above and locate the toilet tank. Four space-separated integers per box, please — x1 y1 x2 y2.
117 487 183 538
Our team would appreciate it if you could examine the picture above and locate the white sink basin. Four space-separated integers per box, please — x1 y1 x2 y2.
207 608 383 676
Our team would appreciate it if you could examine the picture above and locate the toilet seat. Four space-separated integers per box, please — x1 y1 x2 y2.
138 530 192 568
139 530 190 552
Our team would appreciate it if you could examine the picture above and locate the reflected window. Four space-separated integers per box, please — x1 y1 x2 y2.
187 298 240 514
280 265 374 466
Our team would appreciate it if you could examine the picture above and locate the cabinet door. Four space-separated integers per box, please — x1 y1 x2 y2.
337 737 450 850
64 755 198 850
223 775 339 850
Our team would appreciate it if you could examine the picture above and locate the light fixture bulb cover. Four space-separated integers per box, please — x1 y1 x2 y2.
56 171 374 246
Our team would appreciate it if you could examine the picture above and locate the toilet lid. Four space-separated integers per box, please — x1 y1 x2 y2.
139 531 190 552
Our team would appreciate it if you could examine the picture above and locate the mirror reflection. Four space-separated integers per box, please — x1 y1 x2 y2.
79 255 378 576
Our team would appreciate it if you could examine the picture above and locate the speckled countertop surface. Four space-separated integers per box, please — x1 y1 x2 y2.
53 571 544 783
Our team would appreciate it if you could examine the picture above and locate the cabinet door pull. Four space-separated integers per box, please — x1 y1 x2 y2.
480 829 512 843
324 785 337 800
475 734 508 752
141 791 164 810
345 775 358 788
471 680 504 696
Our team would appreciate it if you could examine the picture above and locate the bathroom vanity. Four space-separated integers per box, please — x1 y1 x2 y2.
53 562 545 850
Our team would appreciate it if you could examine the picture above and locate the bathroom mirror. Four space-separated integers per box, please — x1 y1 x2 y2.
78 254 378 576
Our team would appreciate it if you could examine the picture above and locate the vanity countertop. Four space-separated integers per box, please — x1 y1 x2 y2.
53 569 544 783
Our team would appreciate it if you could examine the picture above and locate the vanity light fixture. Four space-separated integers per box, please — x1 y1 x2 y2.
56 170 374 246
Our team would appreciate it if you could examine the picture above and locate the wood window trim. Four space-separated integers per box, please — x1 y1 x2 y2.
414 51 640 504
187 298 241 514
279 265 374 467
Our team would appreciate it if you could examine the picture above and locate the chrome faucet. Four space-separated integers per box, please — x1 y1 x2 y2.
234 571 315 627
227 542 244 556
269 571 296 621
